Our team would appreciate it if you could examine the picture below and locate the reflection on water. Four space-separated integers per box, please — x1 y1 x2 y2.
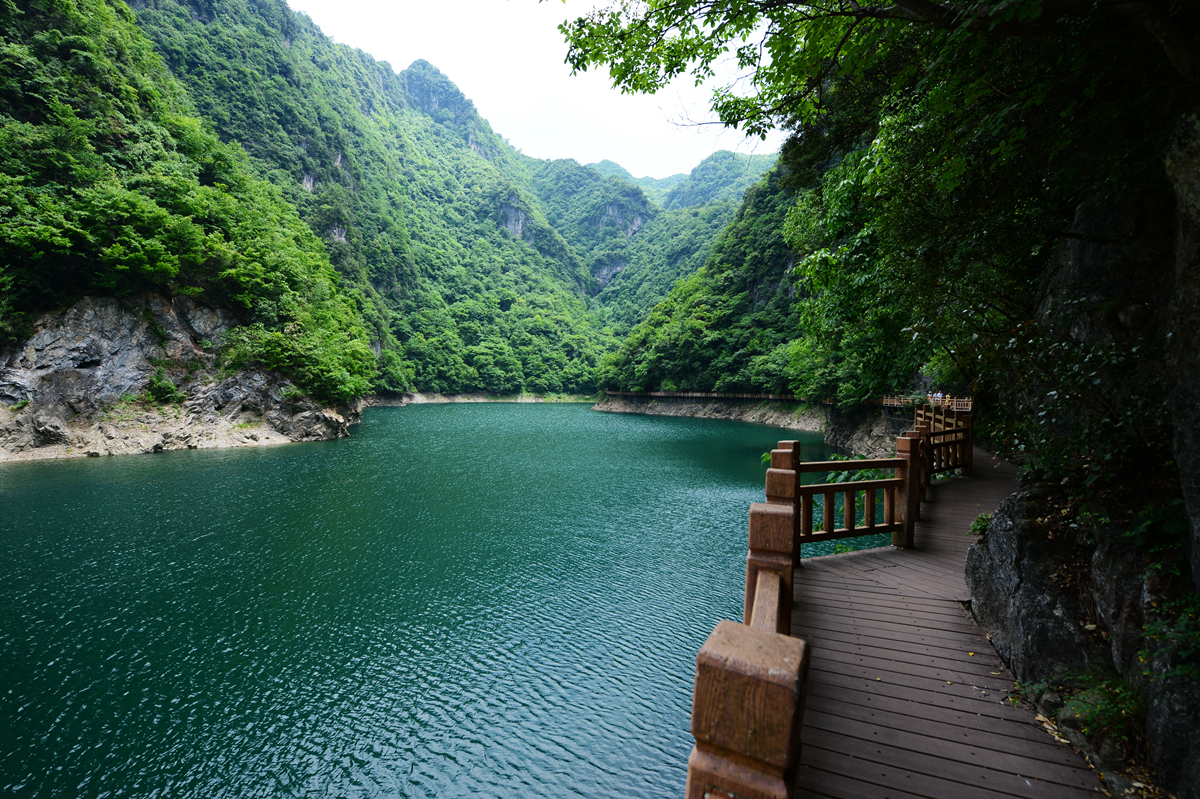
0 404 856 798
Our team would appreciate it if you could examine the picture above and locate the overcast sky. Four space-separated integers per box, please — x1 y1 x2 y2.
284 0 786 179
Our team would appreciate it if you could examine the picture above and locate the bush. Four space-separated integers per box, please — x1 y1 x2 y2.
145 367 186 404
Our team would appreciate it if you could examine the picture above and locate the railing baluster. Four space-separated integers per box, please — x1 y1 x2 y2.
962 416 974 476
822 489 834 536
866 487 876 529
844 487 855 534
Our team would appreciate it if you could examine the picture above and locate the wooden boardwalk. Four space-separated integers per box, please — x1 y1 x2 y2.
791 448 1104 798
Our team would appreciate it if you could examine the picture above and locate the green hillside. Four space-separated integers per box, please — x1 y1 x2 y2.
597 166 803 392
0 0 375 402
586 159 685 205
132 0 611 395
592 150 777 334
662 150 776 210
1 0 781 400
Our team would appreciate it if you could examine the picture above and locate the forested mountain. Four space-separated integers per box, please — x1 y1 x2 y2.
124 0 777 394
597 165 802 392
593 150 777 334
661 151 775 210
586 159 685 205
131 0 611 394
0 0 778 401
0 0 375 402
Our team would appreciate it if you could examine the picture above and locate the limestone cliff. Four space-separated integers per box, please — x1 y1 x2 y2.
0 295 357 463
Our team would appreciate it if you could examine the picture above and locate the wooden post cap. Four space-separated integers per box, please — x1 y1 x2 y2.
769 449 795 469
691 620 810 770
749 502 794 553
896 436 916 454
764 468 797 501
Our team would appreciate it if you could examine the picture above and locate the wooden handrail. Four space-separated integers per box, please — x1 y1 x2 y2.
796 476 904 495
750 570 785 633
794 457 905 473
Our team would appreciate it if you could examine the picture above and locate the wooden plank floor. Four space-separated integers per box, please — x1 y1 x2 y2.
792 448 1104 798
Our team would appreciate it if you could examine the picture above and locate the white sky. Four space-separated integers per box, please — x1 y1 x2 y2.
284 0 786 179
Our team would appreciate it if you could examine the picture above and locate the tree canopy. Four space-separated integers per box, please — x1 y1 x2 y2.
558 0 1197 136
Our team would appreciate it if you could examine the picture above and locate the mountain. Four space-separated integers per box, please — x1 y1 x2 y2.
0 0 779 401
596 165 802 393
130 0 779 384
0 0 375 402
661 151 776 209
591 151 778 334
586 160 686 206
131 0 613 394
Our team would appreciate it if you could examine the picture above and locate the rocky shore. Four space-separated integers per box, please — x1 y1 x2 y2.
0 295 354 464
591 394 900 457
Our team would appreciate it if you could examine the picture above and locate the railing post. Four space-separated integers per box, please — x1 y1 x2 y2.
960 415 974 476
686 621 811 799
746 440 800 634
915 424 931 502
896 436 919 548
745 503 794 635
773 440 802 566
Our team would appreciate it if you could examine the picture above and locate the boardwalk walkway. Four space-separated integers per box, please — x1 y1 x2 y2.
791 448 1105 798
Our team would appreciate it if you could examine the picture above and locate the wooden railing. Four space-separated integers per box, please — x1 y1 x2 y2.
883 394 973 412
684 406 974 798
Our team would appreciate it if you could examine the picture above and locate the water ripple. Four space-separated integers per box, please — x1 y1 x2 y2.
0 404 848 798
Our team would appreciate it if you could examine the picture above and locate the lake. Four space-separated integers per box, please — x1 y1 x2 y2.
0 403 878 798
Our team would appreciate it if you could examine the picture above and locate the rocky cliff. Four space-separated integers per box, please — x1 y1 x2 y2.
0 295 356 463
967 473 1199 799
964 127 1200 798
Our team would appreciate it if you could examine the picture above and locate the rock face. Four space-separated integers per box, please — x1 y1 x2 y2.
0 295 357 462
962 120 1200 797
1165 109 1200 590
967 474 1200 799
822 405 907 459
966 479 1111 683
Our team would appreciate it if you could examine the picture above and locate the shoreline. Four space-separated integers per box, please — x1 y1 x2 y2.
0 391 602 465
1 390 900 465
591 395 900 458
391 392 598 405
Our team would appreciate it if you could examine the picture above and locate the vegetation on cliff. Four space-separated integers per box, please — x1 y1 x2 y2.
0 0 375 402
124 0 779 396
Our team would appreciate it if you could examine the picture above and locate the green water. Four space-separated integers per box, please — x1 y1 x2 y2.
0 404 870 798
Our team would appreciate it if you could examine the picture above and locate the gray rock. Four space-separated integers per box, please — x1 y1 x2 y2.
0 294 359 459
1143 677 1200 798
968 477 1200 799
965 481 1109 683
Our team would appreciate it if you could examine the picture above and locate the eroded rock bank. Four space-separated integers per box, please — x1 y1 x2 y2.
967 473 1200 799
591 395 900 457
0 295 356 464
